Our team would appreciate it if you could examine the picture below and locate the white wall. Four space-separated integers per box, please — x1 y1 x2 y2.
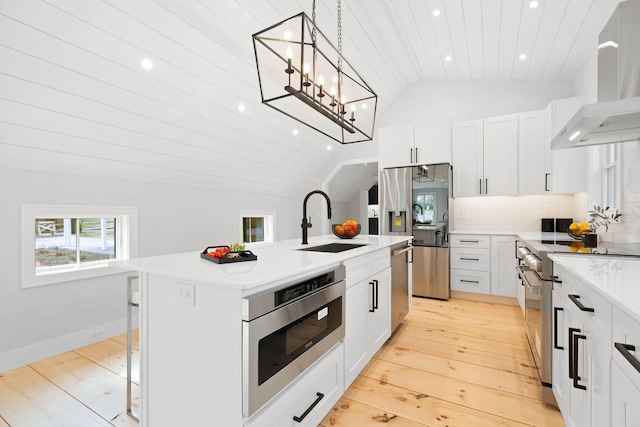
0 167 309 372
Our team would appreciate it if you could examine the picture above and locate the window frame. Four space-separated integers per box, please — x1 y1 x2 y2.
21 205 138 288
239 209 275 247
602 143 621 210
413 191 438 223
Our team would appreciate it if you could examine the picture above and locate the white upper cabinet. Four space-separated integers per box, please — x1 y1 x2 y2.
452 114 518 197
544 96 588 194
380 122 450 169
518 110 547 195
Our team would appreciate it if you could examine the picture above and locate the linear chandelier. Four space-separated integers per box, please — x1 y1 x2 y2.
252 0 377 144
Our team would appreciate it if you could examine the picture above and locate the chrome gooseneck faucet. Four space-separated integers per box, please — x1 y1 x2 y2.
301 190 332 244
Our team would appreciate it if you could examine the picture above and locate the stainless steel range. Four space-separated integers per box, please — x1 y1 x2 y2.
516 240 556 406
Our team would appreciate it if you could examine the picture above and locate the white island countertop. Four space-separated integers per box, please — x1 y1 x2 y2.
112 234 410 292
549 254 640 323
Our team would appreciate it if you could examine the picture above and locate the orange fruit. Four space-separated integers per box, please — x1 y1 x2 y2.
335 225 344 235
345 227 355 236
344 220 357 227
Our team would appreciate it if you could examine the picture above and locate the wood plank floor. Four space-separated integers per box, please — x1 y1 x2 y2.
0 298 564 426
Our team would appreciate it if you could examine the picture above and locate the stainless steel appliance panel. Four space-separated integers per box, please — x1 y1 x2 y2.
412 246 450 300
380 168 412 236
390 242 411 332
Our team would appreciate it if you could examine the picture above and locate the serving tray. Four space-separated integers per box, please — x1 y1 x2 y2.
200 246 258 264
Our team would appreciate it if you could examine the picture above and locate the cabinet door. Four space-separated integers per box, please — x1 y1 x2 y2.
583 334 611 427
518 110 547 195
414 122 450 164
343 279 370 388
368 268 391 355
452 119 483 197
544 97 588 193
483 114 518 196
490 235 517 297
552 288 570 418
612 361 640 427
380 124 414 169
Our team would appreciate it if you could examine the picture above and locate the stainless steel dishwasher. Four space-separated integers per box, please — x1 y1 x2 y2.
412 245 450 300
390 242 412 332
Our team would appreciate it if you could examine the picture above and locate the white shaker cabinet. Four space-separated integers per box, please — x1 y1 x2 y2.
490 235 517 297
380 122 450 169
611 307 640 427
518 110 547 195
452 114 517 197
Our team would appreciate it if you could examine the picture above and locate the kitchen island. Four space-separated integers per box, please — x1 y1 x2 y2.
113 234 410 427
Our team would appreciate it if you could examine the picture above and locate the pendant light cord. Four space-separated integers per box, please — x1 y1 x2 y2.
337 0 343 72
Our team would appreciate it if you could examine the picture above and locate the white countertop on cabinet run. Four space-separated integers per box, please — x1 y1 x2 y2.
549 254 640 323
112 235 410 292
450 230 571 241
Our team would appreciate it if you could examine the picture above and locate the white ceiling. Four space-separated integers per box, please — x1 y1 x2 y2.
0 0 620 198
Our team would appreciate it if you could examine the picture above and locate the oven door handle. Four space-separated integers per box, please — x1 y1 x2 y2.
517 266 541 294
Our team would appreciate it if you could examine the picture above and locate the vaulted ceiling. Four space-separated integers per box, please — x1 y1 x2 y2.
0 0 619 198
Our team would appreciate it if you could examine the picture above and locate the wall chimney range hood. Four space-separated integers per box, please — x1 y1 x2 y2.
552 0 640 149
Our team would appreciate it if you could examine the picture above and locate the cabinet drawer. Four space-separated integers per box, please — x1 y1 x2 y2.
343 248 390 287
450 248 490 271
244 343 344 427
613 307 640 389
550 264 570 303
567 276 612 353
451 269 490 294
450 234 490 249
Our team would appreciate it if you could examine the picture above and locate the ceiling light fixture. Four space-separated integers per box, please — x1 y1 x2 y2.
529 1 540 9
252 0 377 144
292 129 299 136
432 9 441 17
519 54 527 60
139 57 154 70
598 40 619 49
237 104 246 112
445 55 452 62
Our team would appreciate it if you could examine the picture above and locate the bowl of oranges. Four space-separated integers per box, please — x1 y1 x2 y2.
332 220 361 239
568 221 592 239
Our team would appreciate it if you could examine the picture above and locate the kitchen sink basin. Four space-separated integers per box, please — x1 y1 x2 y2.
298 242 367 253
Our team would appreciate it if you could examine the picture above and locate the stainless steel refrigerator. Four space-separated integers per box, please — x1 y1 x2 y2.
380 163 451 300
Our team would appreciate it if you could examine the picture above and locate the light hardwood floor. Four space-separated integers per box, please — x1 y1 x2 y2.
0 298 564 427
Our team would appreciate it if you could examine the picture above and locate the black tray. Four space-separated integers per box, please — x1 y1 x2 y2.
200 246 258 264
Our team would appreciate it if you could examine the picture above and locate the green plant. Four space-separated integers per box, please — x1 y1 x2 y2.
588 205 622 232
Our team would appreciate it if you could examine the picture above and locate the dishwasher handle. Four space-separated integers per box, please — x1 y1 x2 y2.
392 246 413 256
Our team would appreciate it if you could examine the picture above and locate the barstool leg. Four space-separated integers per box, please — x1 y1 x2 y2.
127 275 139 421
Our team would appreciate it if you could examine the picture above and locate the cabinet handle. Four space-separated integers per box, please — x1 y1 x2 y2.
410 148 413 164
369 281 375 313
460 239 480 243
415 147 418 163
373 279 379 310
479 178 483 195
460 257 480 261
572 331 587 390
568 294 595 312
545 173 550 191
460 279 479 284
615 343 640 374
485 178 488 194
568 327 580 380
553 307 564 350
293 392 324 423
551 275 562 284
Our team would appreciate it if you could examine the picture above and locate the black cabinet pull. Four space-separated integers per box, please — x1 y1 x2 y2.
554 307 564 350
551 275 562 284
410 148 413 164
568 327 580 379
460 240 480 243
415 147 419 163
485 178 488 194
572 332 587 390
460 279 479 284
479 178 483 194
460 257 480 261
293 392 324 422
615 343 640 374
369 281 375 313
545 173 550 191
373 279 379 310
568 294 595 312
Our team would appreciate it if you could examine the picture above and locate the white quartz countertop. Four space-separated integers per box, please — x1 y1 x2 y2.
112 235 410 292
450 230 571 241
548 254 640 323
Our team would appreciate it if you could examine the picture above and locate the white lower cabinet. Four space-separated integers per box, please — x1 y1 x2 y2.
344 267 391 387
611 361 640 427
490 235 517 297
552 268 570 415
612 306 640 427
245 344 344 427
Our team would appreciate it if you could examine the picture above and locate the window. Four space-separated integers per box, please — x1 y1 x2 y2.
22 205 137 288
414 192 437 223
602 143 621 208
239 210 275 245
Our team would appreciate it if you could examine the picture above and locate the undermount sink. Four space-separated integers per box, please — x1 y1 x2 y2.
298 242 368 253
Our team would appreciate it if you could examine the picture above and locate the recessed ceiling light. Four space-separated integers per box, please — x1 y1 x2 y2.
529 1 539 9
432 9 441 17
361 103 368 109
445 55 452 62
292 129 299 136
327 145 332 151
140 57 154 70
237 104 246 112
519 54 527 60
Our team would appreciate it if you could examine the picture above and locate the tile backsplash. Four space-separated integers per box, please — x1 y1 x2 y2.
452 193 588 232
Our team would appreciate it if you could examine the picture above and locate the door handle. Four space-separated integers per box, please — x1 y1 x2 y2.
553 307 564 350
373 279 379 310
545 173 550 191
460 279 479 284
568 294 595 312
572 332 587 390
479 178 483 195
485 178 488 195
415 147 418 163
369 281 375 312
615 343 640 374
293 392 324 423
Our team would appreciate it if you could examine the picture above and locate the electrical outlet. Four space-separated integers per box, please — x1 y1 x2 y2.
176 284 195 306
88 328 105 342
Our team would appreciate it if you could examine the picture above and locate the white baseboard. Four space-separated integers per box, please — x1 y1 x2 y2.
0 316 138 374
